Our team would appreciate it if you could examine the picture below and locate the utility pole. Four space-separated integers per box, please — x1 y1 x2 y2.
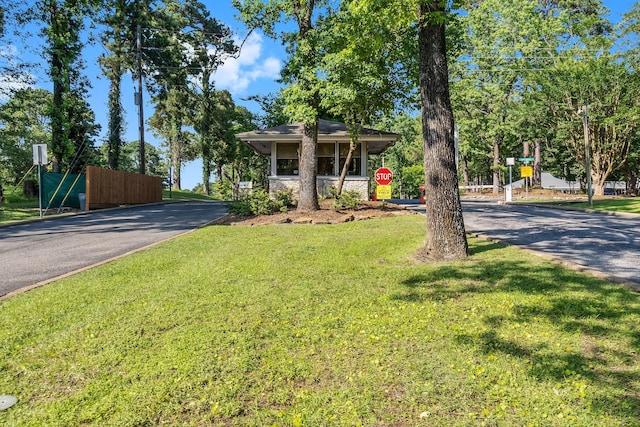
136 25 146 175
580 105 593 206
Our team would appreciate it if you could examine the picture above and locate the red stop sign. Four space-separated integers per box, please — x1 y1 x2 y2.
375 167 393 185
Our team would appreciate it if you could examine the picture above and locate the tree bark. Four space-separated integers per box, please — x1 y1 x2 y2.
294 2 320 211
462 155 470 187
418 2 468 261
492 139 500 194
297 121 319 211
336 145 354 196
107 61 123 170
534 139 542 186
49 1 65 174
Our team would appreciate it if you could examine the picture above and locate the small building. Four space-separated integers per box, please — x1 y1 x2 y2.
236 119 400 200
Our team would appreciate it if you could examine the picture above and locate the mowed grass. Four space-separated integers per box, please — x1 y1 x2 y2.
573 197 640 214
0 187 40 224
2 216 640 426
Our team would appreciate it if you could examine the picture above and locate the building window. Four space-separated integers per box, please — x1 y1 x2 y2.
276 143 299 175
317 143 335 176
339 143 361 176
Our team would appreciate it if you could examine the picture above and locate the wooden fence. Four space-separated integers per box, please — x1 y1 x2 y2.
85 166 163 210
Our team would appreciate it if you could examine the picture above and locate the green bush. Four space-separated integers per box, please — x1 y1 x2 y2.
273 189 293 212
213 180 232 200
248 189 273 215
230 188 292 216
228 199 253 215
335 190 361 210
327 186 338 199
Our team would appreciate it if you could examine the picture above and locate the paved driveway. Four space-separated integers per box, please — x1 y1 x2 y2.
397 198 640 287
0 201 228 298
461 200 640 287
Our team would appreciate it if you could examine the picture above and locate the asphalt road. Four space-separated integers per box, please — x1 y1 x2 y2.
0 201 228 298
461 200 640 287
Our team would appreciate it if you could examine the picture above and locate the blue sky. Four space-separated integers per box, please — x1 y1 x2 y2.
101 1 288 190
6 0 639 190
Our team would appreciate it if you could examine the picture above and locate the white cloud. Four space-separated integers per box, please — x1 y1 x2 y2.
0 45 35 101
214 32 281 96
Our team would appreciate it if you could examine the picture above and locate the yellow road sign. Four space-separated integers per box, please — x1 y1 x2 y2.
376 185 392 200
520 166 533 178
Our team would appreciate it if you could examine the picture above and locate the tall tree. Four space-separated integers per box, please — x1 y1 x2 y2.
0 88 51 183
144 0 199 189
182 0 237 194
99 0 157 170
234 0 328 211
418 1 468 260
34 0 98 173
318 2 405 195
450 0 612 192
540 54 637 195
149 87 196 190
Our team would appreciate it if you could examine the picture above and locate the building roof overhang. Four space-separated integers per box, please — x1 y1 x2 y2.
235 119 401 155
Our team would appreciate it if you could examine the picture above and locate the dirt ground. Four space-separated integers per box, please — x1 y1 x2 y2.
210 188 591 227
211 199 418 226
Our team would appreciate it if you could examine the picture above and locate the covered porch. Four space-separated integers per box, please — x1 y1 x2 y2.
236 119 400 200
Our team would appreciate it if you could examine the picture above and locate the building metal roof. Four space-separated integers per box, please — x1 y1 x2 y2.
236 119 401 155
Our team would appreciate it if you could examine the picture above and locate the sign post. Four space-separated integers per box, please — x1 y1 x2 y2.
32 144 48 218
374 167 393 201
506 157 515 202
518 157 534 199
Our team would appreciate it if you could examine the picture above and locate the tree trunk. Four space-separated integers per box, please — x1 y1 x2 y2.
200 71 212 196
492 140 500 194
202 157 211 195
172 159 181 190
297 121 319 211
534 139 542 186
107 62 123 170
336 140 356 196
462 155 470 187
623 163 638 195
171 135 181 191
417 2 468 261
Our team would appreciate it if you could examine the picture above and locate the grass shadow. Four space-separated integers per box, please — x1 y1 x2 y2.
390 241 640 421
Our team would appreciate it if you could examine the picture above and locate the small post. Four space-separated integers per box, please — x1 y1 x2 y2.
32 144 47 217
506 157 514 202
37 167 42 218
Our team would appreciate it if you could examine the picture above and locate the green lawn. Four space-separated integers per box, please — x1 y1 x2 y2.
0 187 40 224
571 197 640 214
1 215 640 425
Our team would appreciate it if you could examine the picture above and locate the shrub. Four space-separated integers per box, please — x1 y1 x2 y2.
335 190 361 210
248 189 273 215
273 189 293 212
229 199 253 215
213 179 232 200
327 186 338 199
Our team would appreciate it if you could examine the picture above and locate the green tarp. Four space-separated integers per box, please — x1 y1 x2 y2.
41 172 86 209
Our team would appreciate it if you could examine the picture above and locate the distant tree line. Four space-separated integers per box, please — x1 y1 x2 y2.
0 0 262 196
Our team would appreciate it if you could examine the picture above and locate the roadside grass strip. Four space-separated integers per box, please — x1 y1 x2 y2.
1 215 640 425
577 198 640 214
